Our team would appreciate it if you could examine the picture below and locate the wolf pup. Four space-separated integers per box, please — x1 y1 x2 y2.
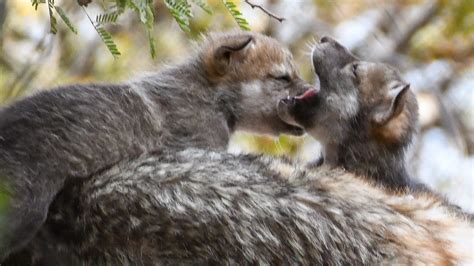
278 36 421 190
0 31 312 260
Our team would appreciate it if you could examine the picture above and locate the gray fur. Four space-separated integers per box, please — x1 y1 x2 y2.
3 34 473 265
5 149 473 265
0 31 309 260
278 36 420 190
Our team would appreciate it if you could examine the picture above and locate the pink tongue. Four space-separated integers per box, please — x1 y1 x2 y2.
295 88 318 101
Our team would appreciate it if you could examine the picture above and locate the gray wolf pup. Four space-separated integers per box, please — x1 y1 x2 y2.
278 36 421 191
0 31 312 260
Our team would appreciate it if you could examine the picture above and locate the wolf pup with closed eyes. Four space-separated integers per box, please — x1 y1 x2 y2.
0 31 312 261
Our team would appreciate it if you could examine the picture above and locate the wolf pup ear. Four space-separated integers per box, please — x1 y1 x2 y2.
372 84 410 126
213 35 253 75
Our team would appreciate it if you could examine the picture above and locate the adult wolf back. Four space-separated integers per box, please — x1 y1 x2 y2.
5 149 473 265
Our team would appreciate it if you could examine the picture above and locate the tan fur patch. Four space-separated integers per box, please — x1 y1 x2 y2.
372 108 410 144
384 191 474 265
199 31 291 83
269 159 297 179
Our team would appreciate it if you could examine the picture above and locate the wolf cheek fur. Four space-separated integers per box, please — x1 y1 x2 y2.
0 31 311 260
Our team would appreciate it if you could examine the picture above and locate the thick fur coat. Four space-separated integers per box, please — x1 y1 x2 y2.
5 149 473 265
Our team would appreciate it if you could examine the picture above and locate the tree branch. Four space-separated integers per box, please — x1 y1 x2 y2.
393 0 439 53
244 0 285 23
5 32 54 101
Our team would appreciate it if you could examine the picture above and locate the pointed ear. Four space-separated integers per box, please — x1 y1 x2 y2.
372 84 410 126
213 35 253 75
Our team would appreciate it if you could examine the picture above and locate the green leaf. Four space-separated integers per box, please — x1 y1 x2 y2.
191 0 212 14
54 6 78 34
147 29 157 58
222 0 250 31
129 1 156 58
122 0 156 58
31 0 44 10
133 0 149 23
83 8 121 58
164 0 192 32
95 25 121 58
145 3 156 58
116 0 129 9
47 0 57 34
96 12 120 25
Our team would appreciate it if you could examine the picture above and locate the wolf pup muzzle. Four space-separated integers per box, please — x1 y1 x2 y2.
277 87 319 128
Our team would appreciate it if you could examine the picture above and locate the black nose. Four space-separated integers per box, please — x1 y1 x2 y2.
320 36 333 43
320 36 347 51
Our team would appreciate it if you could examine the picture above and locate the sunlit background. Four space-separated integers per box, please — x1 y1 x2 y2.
0 0 472 211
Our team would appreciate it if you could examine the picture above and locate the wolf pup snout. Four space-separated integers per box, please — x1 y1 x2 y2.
277 86 319 130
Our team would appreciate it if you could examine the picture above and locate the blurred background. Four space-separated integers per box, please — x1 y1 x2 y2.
0 0 472 211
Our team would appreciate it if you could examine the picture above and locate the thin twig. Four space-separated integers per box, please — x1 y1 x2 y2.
393 0 439 53
244 0 285 23
6 32 53 101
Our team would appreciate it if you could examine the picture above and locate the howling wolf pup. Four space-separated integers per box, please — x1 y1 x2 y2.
278 36 422 191
0 31 313 260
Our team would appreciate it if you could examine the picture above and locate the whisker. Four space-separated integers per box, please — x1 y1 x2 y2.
304 38 319 57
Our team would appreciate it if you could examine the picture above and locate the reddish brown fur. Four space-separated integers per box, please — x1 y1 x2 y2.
357 62 418 145
373 109 411 144
336 175 473 265
200 31 297 83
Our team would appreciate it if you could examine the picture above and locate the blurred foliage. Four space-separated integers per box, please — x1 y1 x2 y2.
410 0 473 62
442 0 473 35
30 0 250 57
0 180 10 233
233 134 303 157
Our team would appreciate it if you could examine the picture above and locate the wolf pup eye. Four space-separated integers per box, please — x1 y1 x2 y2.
273 74 291 83
351 63 359 79
351 63 358 79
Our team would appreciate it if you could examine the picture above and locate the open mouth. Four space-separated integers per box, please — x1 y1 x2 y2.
281 87 320 107
277 38 328 131
277 86 320 130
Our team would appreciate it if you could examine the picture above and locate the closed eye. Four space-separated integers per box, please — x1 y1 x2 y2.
273 74 291 83
352 63 358 78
